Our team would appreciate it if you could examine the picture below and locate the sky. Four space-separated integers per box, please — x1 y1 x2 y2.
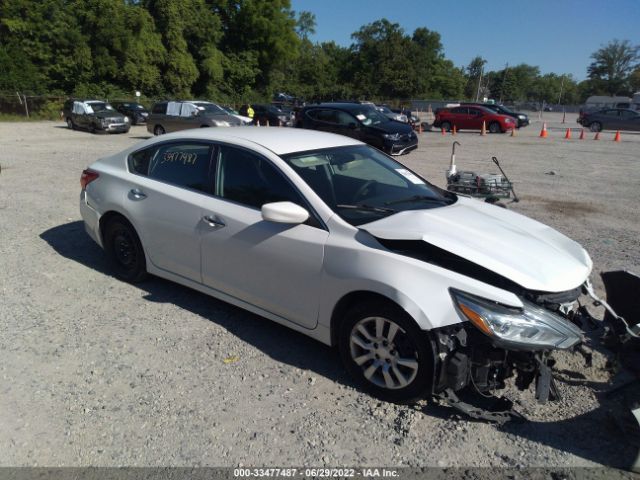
290 0 640 80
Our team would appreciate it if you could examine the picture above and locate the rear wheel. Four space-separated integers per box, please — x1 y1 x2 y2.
154 125 165 136
338 300 433 403
489 121 502 133
440 121 452 132
104 218 148 283
66 117 75 130
589 122 602 132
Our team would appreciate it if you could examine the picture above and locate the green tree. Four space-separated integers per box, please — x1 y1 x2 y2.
464 56 487 100
145 0 199 97
295 11 316 40
587 39 639 95
216 0 300 94
0 0 92 93
350 19 418 99
410 27 446 97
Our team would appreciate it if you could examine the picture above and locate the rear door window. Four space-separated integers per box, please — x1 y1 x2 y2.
130 142 214 193
152 102 167 114
450 107 468 115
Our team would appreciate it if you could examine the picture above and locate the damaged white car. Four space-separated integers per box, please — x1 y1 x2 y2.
79 128 636 417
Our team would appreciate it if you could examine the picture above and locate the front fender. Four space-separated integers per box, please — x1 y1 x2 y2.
318 233 523 332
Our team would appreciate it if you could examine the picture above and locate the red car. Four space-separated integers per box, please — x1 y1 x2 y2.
433 105 516 133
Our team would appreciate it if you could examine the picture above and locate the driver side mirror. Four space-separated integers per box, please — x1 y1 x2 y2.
261 201 309 224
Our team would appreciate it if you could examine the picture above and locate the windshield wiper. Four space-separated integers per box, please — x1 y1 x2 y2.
336 204 396 214
385 195 447 206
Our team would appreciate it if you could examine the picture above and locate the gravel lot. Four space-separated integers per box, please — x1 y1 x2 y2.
0 114 639 470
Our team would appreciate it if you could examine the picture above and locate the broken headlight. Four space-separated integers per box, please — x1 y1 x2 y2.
450 290 583 350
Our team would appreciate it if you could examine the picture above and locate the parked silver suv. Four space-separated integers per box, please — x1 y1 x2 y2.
147 101 247 135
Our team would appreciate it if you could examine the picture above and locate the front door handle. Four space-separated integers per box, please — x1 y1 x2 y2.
203 215 225 228
130 188 147 199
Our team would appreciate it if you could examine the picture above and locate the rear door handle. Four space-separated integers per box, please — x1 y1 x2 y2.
203 215 225 228
130 188 147 199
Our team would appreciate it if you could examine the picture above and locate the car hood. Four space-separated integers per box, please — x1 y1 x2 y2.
359 196 592 292
203 113 242 125
367 121 413 135
94 110 125 119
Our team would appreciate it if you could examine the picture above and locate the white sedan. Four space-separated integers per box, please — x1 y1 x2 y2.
80 128 590 406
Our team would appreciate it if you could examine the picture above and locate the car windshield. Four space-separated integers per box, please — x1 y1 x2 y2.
496 105 514 114
193 102 227 115
344 106 390 126
281 145 456 226
86 102 114 112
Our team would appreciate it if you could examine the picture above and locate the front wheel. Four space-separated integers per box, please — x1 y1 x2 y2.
589 122 602 132
440 121 452 132
489 121 502 133
154 125 165 136
104 218 148 283
338 301 433 403
66 117 75 130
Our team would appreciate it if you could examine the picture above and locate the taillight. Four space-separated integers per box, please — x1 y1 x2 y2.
80 169 99 190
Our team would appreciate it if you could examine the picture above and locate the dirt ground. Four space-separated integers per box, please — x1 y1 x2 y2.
0 113 639 470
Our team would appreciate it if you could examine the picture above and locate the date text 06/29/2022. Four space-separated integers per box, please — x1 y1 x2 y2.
233 468 399 478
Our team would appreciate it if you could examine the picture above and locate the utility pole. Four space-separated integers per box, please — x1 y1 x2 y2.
499 63 508 104
557 75 565 106
475 65 484 102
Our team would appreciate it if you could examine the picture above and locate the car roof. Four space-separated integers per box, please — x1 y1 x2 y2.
310 103 375 109
143 127 363 155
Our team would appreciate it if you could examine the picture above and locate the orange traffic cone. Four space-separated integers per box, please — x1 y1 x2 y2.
441 127 445 136
539 123 548 138
614 130 621 142
418 122 423 133
579 128 585 140
594 131 600 140
255 121 260 127
452 125 457 135
510 127 516 137
564 128 572 139
480 121 486 136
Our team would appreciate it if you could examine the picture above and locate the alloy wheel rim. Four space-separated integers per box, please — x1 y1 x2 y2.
114 231 136 268
349 316 419 390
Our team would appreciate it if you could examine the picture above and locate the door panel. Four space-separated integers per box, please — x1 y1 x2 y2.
200 198 327 328
200 144 327 328
123 142 215 281
125 178 205 281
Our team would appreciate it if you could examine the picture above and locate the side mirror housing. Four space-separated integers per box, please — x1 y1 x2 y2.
261 201 309 224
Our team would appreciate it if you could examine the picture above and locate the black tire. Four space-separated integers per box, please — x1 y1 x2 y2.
66 117 75 130
440 121 452 132
488 121 502 134
589 122 602 132
154 125 165 136
103 218 148 283
338 300 433 403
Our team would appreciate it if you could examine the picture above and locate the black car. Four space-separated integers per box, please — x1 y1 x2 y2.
62 99 130 134
462 103 530 128
577 108 640 132
251 104 291 126
111 101 149 125
297 103 418 155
